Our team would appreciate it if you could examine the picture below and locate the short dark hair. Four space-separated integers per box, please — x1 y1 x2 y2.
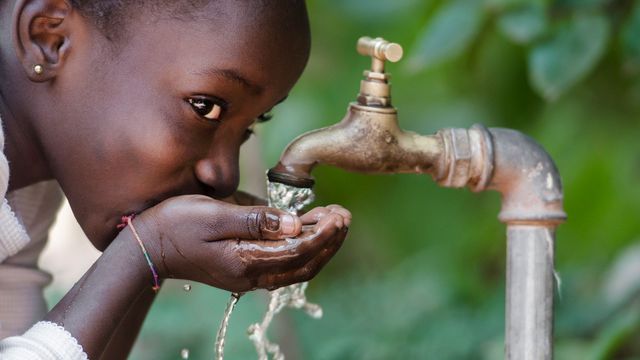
69 0 307 42
69 0 211 40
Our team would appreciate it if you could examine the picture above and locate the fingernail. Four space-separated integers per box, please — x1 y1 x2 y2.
265 213 281 231
280 214 297 235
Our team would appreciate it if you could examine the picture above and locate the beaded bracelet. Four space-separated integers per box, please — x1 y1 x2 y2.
117 214 161 292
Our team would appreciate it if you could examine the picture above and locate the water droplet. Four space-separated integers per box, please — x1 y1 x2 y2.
180 348 190 359
183 284 192 292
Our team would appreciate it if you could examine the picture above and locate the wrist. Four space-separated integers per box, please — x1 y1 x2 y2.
105 228 157 291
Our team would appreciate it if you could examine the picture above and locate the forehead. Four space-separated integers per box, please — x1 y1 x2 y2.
112 2 310 89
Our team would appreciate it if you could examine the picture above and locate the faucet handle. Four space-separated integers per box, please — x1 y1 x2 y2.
355 37 403 107
357 37 403 73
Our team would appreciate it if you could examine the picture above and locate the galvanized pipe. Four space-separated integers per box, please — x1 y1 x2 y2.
491 129 565 360
505 225 555 359
437 126 566 359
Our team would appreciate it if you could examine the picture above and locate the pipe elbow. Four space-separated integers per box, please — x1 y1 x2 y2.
436 125 566 225
487 128 566 225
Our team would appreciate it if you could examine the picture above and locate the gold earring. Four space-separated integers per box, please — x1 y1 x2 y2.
33 64 44 75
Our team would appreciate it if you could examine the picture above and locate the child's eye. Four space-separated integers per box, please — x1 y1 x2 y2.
187 97 226 121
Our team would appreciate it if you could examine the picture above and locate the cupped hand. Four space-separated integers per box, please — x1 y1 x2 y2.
127 195 350 292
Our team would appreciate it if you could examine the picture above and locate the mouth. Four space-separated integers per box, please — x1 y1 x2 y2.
113 198 163 232
120 199 162 221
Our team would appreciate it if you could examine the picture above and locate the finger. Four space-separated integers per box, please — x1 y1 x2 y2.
256 227 348 289
299 205 352 227
233 213 344 274
299 207 331 225
233 231 333 273
313 211 345 234
243 206 302 240
326 205 352 227
194 201 302 240
288 212 344 260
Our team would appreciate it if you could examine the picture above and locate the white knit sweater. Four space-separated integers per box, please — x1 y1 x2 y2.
0 117 88 359
0 119 30 262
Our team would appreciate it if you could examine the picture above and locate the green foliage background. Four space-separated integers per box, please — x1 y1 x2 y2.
131 0 640 358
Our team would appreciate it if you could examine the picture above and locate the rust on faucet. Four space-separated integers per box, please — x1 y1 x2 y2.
268 104 443 186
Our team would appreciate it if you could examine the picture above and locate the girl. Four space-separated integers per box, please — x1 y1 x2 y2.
0 0 351 358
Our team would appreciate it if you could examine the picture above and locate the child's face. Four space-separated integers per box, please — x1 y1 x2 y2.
38 4 310 249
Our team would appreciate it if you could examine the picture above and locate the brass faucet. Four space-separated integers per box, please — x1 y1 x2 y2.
267 37 443 188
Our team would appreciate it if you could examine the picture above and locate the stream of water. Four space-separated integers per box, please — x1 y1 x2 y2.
214 292 242 360
214 181 319 360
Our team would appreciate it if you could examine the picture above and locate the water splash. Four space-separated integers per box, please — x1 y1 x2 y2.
213 182 318 360
246 182 320 360
266 181 315 214
214 293 242 360
247 283 322 360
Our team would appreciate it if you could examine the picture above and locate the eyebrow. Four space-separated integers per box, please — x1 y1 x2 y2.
194 68 264 95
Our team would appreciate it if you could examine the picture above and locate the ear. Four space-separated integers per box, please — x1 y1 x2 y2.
12 0 72 82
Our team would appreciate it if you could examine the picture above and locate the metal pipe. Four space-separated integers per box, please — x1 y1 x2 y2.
506 225 556 359
489 129 565 359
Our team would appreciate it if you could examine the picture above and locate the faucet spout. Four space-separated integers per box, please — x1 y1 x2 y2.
268 104 442 187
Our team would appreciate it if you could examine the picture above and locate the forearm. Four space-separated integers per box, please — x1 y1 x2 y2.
99 282 160 360
45 230 150 359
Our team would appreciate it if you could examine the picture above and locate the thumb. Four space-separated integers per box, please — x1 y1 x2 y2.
210 204 302 241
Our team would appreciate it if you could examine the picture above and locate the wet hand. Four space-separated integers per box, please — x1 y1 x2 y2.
127 195 350 292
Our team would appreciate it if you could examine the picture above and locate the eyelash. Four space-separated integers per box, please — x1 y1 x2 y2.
245 111 274 139
187 96 227 122
257 111 273 123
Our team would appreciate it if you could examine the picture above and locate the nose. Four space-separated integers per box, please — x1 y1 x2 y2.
194 145 240 199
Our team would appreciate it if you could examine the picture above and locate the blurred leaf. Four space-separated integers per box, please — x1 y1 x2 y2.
326 0 425 22
555 340 593 359
589 306 640 360
407 0 484 71
497 4 547 44
555 0 608 10
621 2 640 74
528 14 610 100
485 0 547 11
485 0 527 11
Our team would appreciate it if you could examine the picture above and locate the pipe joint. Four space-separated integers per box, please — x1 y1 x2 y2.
435 124 494 192
436 125 566 226
487 128 566 225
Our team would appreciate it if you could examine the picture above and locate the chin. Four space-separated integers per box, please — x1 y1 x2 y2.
80 216 121 252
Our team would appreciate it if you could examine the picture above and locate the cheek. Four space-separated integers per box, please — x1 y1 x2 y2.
112 112 201 182
62 107 198 202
